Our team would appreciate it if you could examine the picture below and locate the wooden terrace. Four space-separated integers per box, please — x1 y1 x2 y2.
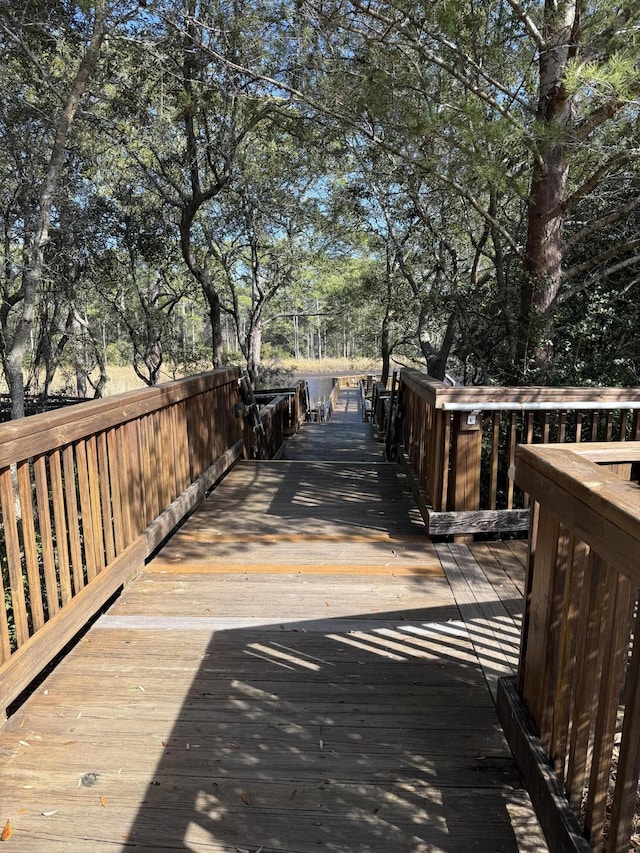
0 371 639 851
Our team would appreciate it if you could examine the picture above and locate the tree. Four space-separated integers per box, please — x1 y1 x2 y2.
0 0 140 416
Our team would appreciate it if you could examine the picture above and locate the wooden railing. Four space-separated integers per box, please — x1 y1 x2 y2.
0 368 291 719
397 369 640 535
252 381 308 455
498 443 640 853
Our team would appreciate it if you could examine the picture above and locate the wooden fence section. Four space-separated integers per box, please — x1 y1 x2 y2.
251 381 308 455
397 369 640 536
498 442 640 853
0 368 264 719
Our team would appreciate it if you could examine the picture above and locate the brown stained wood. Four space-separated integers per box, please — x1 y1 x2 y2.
0 469 26 650
49 450 73 606
467 542 525 623
75 439 99 582
542 411 550 444
584 570 633 846
142 441 244 557
62 444 85 593
158 406 174 511
549 536 588 782
605 410 614 441
147 562 444 577
521 506 560 731
96 432 115 566
32 455 59 618
619 409 629 441
558 410 567 443
436 408 449 510
16 460 44 633
124 419 145 535
435 543 519 700
172 402 190 495
86 435 106 576
0 386 548 852
111 423 131 548
607 607 640 853
0 563 10 663
539 526 571 756
566 552 608 812
0 369 240 469
516 446 640 584
507 412 517 509
575 411 583 442
489 411 500 510
450 414 482 517
0 536 145 717
139 414 156 528
497 678 593 853
591 411 599 441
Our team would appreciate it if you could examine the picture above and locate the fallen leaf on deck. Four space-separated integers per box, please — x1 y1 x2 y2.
241 789 251 805
290 788 297 800
138 685 145 692
63 741 77 746
18 741 29 747
1 819 12 841
42 811 58 817
100 796 107 808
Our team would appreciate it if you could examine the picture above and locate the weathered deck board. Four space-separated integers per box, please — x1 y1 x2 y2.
0 390 547 852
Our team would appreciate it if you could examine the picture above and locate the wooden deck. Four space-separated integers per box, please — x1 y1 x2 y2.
0 388 547 851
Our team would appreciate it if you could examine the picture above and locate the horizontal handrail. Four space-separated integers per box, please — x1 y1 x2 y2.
441 400 640 411
502 442 640 853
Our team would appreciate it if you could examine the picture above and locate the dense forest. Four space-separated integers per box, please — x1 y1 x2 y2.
1 0 639 417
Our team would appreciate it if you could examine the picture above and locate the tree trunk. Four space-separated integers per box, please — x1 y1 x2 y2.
247 321 262 386
380 313 390 387
517 0 577 380
4 2 107 418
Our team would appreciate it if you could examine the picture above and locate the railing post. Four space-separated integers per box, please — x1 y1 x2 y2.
450 410 482 517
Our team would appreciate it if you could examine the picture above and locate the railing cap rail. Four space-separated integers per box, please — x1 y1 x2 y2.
400 368 640 410
0 368 240 468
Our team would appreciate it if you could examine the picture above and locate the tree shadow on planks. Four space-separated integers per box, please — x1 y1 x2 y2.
114 600 544 852
153 460 428 568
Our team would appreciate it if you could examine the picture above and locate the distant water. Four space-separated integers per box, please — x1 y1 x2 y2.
301 375 335 406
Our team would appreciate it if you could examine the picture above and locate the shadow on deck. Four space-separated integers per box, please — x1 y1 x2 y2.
0 387 547 851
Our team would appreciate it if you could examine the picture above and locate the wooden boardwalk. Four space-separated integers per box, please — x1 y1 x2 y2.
0 388 547 851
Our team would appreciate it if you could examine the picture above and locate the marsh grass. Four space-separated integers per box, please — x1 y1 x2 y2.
4 358 383 400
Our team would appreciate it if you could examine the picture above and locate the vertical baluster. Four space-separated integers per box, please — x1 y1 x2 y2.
584 570 633 847
75 439 98 581
550 536 588 780
566 552 608 815
607 599 640 853
17 459 44 632
49 449 72 605
0 468 29 647
97 432 115 565
33 455 59 617
506 412 517 509
489 411 500 510
63 444 85 592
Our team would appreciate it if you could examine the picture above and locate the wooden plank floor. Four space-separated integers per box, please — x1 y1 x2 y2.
0 389 547 851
